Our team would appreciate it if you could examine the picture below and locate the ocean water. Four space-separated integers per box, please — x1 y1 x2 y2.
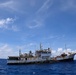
0 59 76 75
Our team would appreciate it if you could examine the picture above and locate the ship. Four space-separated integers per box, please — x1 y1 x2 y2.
7 44 76 65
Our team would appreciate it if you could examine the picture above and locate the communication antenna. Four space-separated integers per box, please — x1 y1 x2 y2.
19 49 21 56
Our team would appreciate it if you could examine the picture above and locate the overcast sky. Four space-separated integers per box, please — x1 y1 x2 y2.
0 0 76 58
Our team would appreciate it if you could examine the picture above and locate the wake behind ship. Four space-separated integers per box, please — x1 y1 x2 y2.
7 44 76 65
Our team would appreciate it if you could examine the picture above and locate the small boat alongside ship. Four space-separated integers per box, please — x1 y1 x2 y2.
7 44 76 65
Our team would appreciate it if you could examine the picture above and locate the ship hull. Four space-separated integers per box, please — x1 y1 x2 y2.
7 60 54 65
55 54 75 62
58 57 73 62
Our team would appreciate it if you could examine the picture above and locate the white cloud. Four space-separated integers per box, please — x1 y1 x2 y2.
0 18 14 28
58 48 63 52
0 1 15 10
0 0 19 12
37 0 53 14
0 44 18 58
27 20 43 29
0 0 26 14
51 48 63 57
0 17 19 31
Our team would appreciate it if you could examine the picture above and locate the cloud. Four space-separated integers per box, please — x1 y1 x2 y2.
27 19 43 29
0 1 15 10
26 0 53 29
0 18 14 28
51 48 63 57
0 17 19 31
44 35 65 41
37 0 53 14
58 48 63 52
36 0 76 22
46 35 58 39
59 0 76 11
0 0 25 14
0 0 19 12
0 44 18 58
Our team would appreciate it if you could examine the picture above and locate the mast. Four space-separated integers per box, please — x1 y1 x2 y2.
40 43 42 50
65 44 67 53
19 49 21 56
65 44 67 50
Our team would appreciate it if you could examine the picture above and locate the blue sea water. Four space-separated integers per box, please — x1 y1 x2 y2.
0 59 76 75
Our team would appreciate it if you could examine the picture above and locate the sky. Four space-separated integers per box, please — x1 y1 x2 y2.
0 0 76 58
